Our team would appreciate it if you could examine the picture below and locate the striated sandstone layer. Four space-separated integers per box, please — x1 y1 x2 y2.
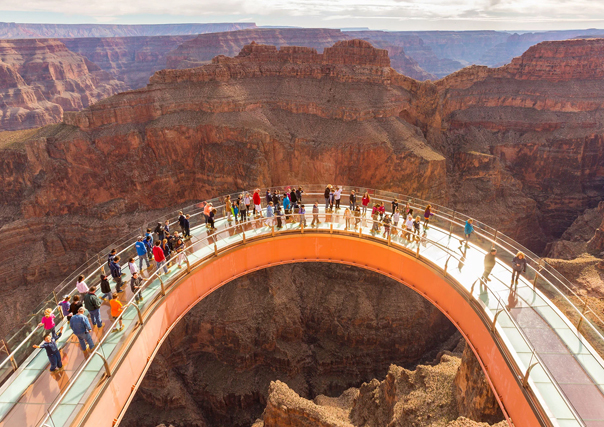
121 263 500 427
166 28 435 81
0 38 125 131
411 38 604 251
62 36 196 90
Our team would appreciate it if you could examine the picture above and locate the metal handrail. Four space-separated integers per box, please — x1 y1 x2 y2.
2 185 602 395
36 211 585 427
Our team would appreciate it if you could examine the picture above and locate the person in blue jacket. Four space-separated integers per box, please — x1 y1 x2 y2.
459 219 474 249
33 327 64 371
70 307 94 351
135 236 150 271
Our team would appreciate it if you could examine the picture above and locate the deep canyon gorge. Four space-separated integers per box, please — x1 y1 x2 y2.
121 263 504 427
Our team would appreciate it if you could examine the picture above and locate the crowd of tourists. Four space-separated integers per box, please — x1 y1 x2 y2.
34 185 528 372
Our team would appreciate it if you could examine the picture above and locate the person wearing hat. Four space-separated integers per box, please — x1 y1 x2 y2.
482 248 497 282
58 295 70 318
135 236 150 271
100 273 112 300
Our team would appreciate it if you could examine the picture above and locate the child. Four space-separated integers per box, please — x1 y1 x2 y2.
39 308 58 340
109 293 125 332
58 296 70 318
128 257 139 275
33 327 64 372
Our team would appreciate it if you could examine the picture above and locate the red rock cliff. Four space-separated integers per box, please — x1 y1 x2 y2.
166 28 435 81
0 38 126 131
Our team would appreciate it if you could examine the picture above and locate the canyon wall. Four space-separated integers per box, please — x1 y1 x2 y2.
120 263 502 427
166 28 435 81
62 36 196 89
0 22 256 39
0 38 126 130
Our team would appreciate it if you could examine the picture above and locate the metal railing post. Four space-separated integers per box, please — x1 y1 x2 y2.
159 275 165 297
53 291 64 319
449 211 455 236
93 351 112 377
470 278 479 295
213 243 218 256
443 255 451 278
577 300 589 333
491 309 504 332
130 302 144 326
330 223 333 234
415 242 420 258
271 225 275 237
388 233 391 246
301 221 304 234
185 254 191 273
0 339 17 371
522 362 539 388
242 232 246 244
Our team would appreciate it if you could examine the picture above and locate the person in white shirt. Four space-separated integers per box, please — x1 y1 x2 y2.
76 275 89 294
405 217 414 242
334 186 342 210
128 257 139 275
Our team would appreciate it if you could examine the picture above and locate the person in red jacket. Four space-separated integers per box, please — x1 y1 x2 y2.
253 188 263 218
152 241 168 274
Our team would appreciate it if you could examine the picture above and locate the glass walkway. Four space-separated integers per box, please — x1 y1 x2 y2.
0 185 603 427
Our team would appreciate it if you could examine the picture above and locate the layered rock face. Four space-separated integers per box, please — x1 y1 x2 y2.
166 28 435 81
121 263 503 427
0 22 257 39
479 29 604 67
418 38 604 251
62 36 196 90
0 38 125 130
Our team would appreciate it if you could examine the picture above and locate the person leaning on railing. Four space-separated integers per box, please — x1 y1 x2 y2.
33 326 64 372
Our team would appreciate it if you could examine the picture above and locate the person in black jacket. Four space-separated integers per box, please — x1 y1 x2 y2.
482 248 497 282
68 295 83 320
178 211 186 233
83 286 103 328
349 190 356 210
183 214 191 239
100 274 112 300
511 251 527 285
324 185 331 210
290 189 298 205
109 255 124 293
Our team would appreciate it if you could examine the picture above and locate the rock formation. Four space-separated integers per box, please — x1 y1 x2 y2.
166 28 435 81
0 38 125 130
120 263 502 427
62 36 196 90
0 22 256 39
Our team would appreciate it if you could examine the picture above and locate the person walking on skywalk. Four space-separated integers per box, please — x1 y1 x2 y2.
70 307 95 351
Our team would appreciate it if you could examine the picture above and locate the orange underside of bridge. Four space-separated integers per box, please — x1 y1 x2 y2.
86 234 540 427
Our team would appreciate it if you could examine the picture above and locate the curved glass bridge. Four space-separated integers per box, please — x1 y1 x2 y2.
0 185 604 427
